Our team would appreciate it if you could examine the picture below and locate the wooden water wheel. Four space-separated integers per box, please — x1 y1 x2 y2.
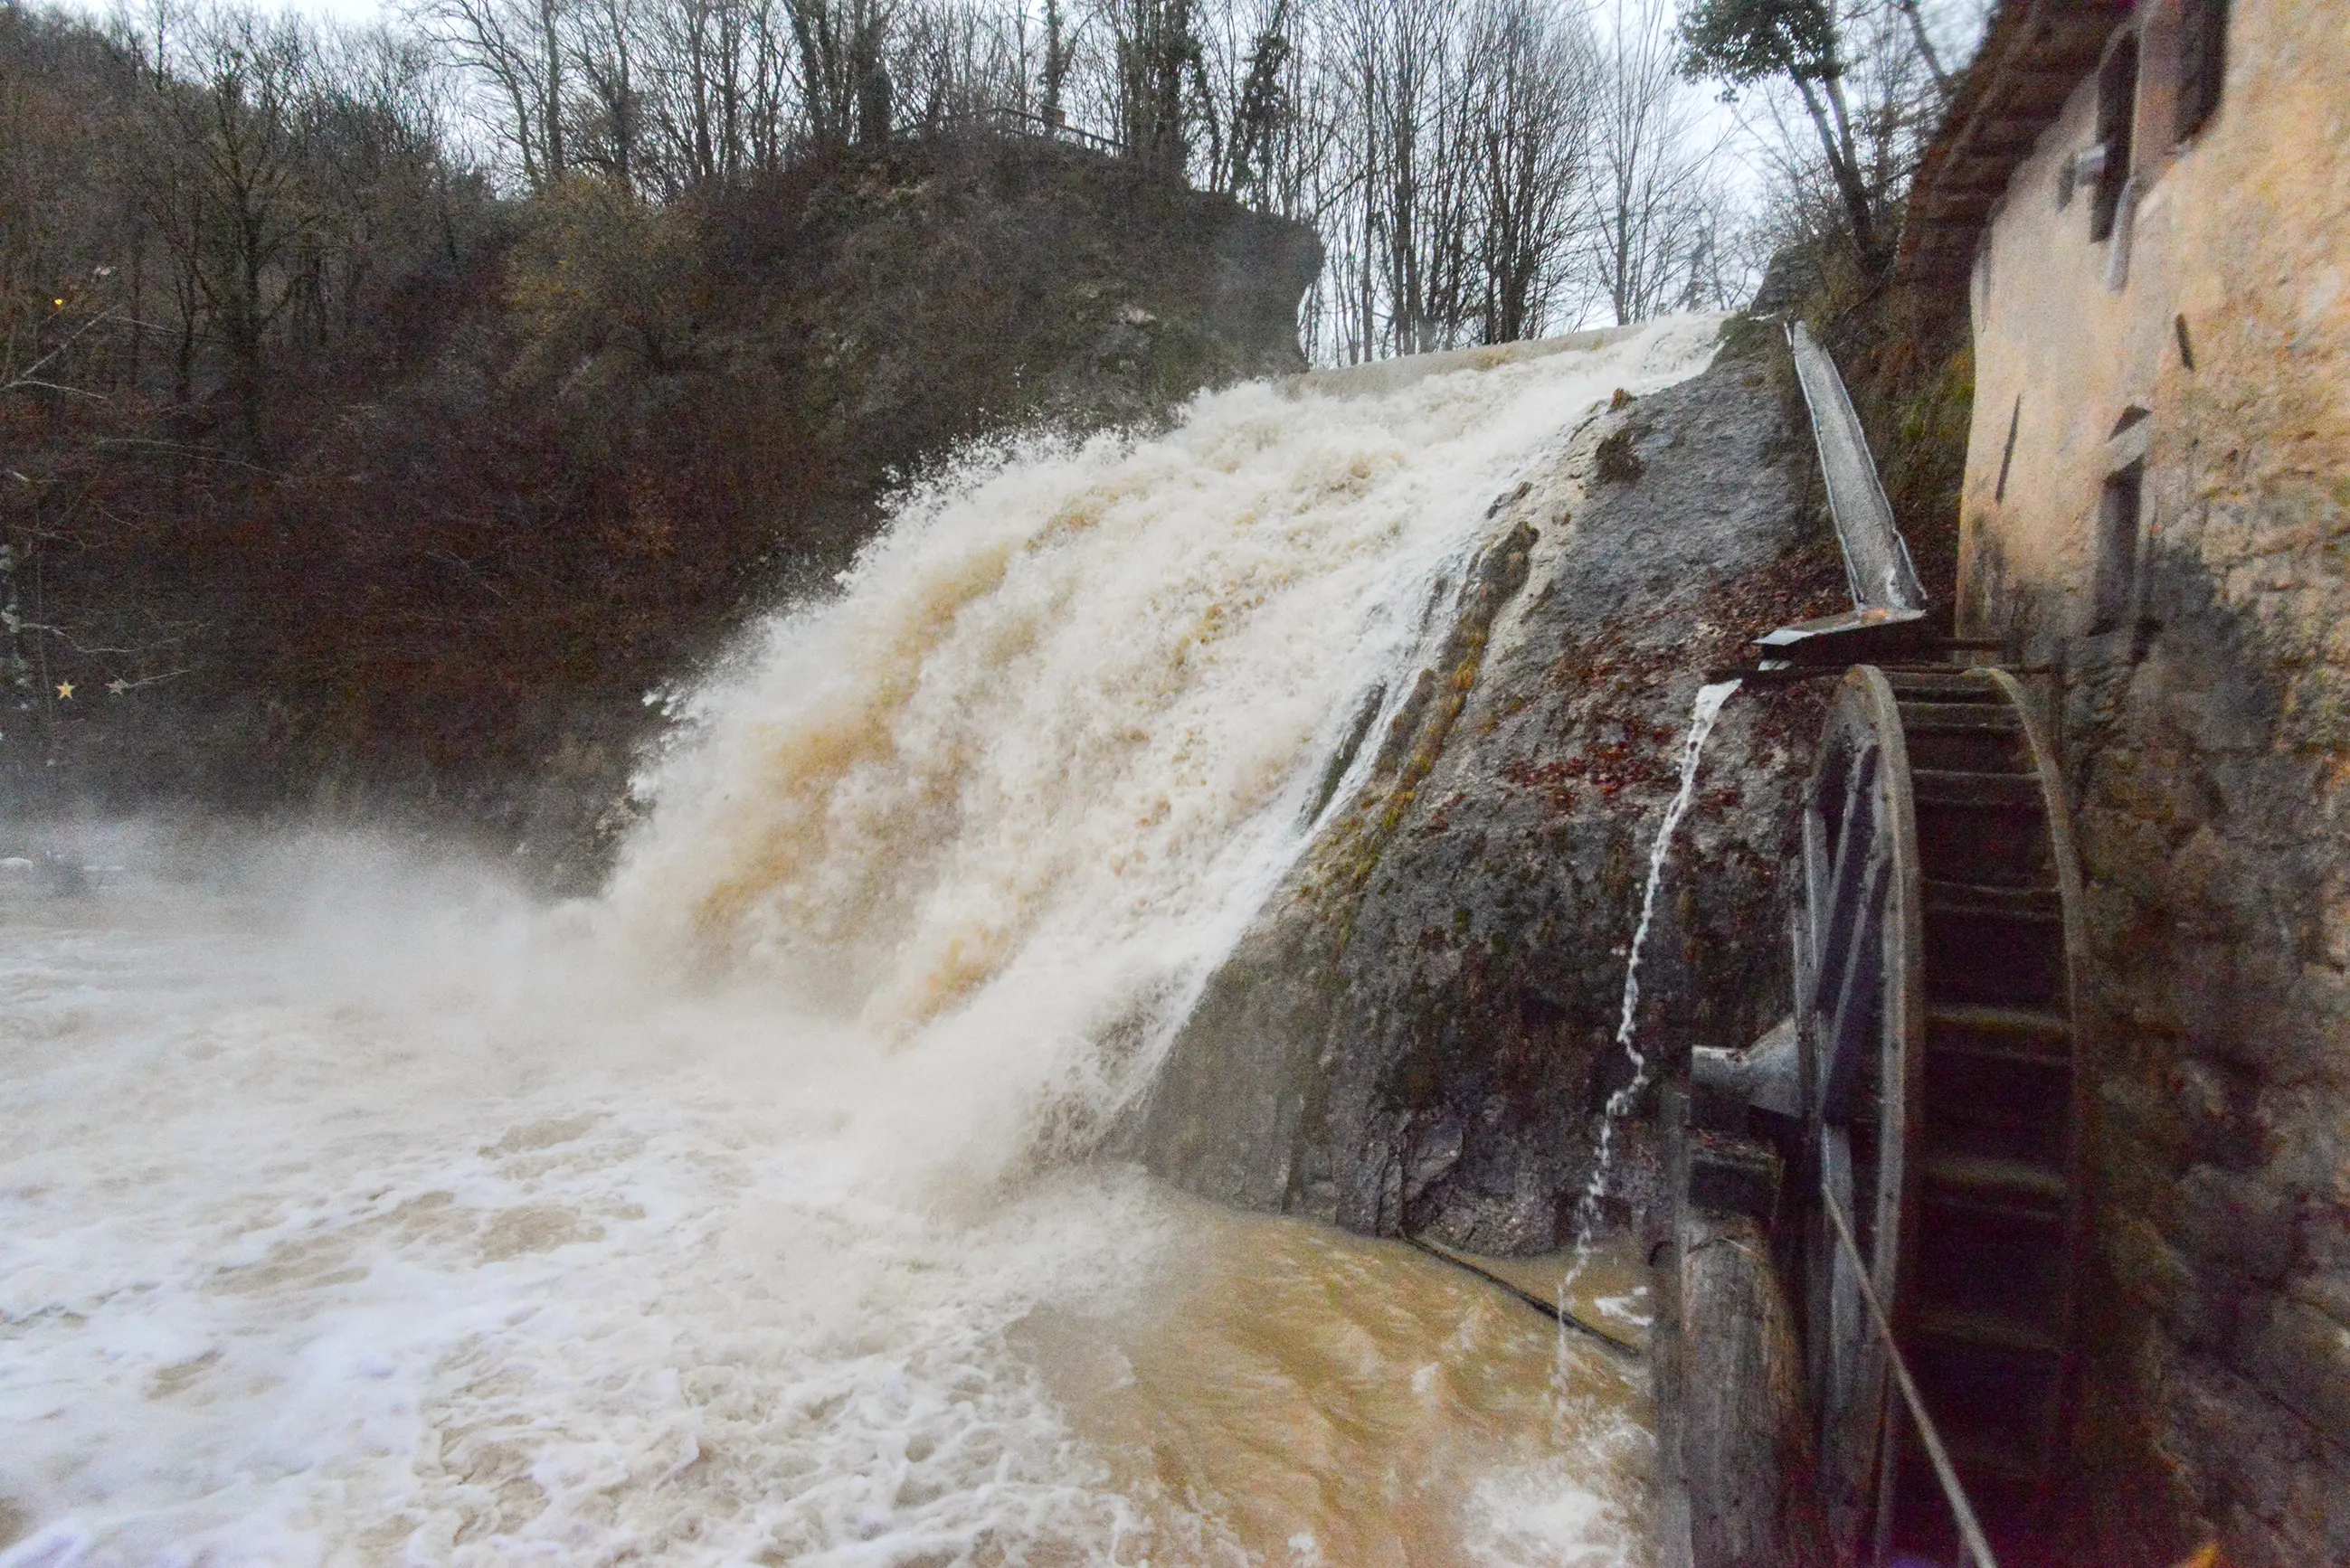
1791 665 2089 1564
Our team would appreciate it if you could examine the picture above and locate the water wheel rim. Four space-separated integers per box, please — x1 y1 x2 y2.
1797 666 1924 1547
1796 664 2091 1556
1978 666 2095 1499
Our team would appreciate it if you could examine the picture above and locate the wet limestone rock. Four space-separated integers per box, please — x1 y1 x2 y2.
1133 338 1849 1252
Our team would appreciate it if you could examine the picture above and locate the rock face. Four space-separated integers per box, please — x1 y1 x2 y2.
1132 339 1850 1252
727 136 1325 438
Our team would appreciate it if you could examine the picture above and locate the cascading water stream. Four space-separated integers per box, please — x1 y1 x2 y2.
0 316 1732 1568
1556 678 1742 1374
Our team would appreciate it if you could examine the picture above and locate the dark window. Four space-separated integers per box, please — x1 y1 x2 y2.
2092 33 2138 241
2092 460 2144 634
2176 0 2229 141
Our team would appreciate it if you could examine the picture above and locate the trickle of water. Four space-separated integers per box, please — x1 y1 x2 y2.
1558 678 1742 1360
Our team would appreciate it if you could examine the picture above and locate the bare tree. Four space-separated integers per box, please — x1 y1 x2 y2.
740 0 801 169
570 0 644 185
1891 0 1950 99
646 0 758 184
783 0 896 148
1469 0 1592 342
1182 0 1283 195
1584 0 1717 325
152 9 319 450
1038 0 1075 128
1099 0 1200 176
895 0 1027 136
1693 0 1974 285
413 0 572 186
293 26 461 342
1302 0 1612 361
1342 0 1482 354
1681 0 1874 267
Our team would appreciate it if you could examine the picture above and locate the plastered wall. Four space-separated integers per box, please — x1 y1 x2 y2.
1957 1 2350 1560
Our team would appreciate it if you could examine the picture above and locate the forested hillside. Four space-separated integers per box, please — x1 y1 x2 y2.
1 0 1979 873
0 1 1322 872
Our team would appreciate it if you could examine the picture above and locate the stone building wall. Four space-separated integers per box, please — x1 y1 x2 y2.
1955 1 2350 1559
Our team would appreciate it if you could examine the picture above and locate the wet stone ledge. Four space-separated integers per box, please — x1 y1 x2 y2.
1130 344 1849 1254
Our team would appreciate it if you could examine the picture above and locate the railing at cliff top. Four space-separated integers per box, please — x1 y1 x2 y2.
925 103 1125 155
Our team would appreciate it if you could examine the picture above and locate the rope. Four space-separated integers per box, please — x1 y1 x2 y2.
1403 1235 1644 1358
1820 1182 2003 1568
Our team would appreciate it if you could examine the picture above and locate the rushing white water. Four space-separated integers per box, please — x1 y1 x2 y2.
0 316 1725 1567
1557 679 1742 1341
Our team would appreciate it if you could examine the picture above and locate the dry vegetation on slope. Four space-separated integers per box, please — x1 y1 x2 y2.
1 3 1314 872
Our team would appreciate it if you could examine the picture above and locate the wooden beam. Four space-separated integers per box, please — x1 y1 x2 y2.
1655 1094 1834 1568
1675 1210 1834 1568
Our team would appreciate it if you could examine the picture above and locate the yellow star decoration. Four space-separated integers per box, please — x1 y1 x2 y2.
54 681 72 699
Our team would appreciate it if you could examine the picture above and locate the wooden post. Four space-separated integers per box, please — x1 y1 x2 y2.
1657 1090 1834 1568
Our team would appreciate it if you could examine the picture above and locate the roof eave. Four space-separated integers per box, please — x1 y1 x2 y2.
1896 0 2135 307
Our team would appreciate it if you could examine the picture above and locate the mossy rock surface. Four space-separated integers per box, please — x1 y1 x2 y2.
1129 354 1849 1253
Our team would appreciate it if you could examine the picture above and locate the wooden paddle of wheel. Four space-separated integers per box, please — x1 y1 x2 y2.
1792 666 2089 1565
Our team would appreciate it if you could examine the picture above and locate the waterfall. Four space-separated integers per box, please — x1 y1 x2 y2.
0 316 1730 1568
602 315 1731 1196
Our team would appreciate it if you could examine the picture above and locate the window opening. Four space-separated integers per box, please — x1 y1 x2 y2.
2092 459 2145 635
2092 32 2138 241
2176 0 2228 142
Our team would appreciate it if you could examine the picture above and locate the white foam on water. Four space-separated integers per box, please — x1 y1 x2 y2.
0 316 1725 1566
1465 1470 1634 1568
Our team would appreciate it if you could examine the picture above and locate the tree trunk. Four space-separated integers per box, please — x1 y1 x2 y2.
540 0 565 182
1793 74 1879 268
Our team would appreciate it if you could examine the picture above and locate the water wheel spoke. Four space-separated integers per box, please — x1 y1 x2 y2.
1809 746 1882 1019
1821 851 1890 1124
1822 1129 1862 1400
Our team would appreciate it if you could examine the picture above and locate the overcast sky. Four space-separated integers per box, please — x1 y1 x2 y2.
45 0 393 28
41 0 1993 61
